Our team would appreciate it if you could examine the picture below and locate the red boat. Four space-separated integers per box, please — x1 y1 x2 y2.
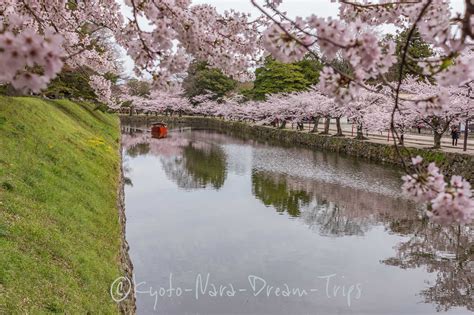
151 123 168 139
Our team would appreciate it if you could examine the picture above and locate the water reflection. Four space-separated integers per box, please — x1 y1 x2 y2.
252 171 311 217
127 142 150 157
122 124 473 314
123 126 227 190
161 142 227 190
250 168 416 237
183 142 226 189
384 222 473 312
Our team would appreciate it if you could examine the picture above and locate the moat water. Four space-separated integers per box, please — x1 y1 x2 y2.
122 123 473 315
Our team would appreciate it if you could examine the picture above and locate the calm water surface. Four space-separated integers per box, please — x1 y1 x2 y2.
122 123 473 315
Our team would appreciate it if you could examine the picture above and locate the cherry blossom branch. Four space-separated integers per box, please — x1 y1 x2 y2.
390 0 433 172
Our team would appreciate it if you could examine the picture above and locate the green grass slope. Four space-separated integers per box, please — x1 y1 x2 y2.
0 97 122 313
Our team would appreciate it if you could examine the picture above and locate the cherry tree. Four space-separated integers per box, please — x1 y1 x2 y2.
400 77 465 149
252 0 474 225
122 86 192 116
344 90 386 139
451 72 474 150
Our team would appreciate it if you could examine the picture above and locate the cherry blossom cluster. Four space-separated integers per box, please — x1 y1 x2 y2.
434 51 474 87
89 75 113 106
257 0 473 106
121 85 192 115
402 157 474 225
402 157 445 203
0 24 64 92
397 78 474 149
258 4 398 100
0 0 125 93
262 23 310 63
318 67 361 104
117 0 264 84
399 77 453 115
1 0 265 94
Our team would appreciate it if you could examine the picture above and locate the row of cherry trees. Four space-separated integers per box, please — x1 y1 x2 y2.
121 77 473 148
1 0 474 225
253 1 474 228
120 74 474 225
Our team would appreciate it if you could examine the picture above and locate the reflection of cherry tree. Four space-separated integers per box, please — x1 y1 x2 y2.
250 166 417 233
126 142 151 157
125 127 268 191
123 128 228 190
122 130 190 158
293 178 416 237
285 175 414 217
252 166 472 310
301 201 371 237
250 143 419 236
383 222 473 312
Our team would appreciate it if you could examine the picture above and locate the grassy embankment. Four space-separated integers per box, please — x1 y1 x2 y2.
0 97 122 313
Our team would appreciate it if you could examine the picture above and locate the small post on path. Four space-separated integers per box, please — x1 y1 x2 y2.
387 130 390 142
463 119 469 152
351 124 354 137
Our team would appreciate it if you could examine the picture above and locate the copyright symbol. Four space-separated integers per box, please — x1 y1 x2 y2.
110 276 132 303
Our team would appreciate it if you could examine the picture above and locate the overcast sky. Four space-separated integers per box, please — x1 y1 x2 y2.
119 0 466 76
193 0 465 18
192 0 339 18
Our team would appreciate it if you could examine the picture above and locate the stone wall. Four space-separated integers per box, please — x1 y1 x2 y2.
117 137 136 314
121 115 474 183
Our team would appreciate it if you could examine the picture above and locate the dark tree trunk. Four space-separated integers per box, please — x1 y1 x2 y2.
433 131 442 149
355 124 367 140
335 117 343 136
399 132 404 145
320 117 330 134
464 119 469 152
311 117 320 133
279 120 287 129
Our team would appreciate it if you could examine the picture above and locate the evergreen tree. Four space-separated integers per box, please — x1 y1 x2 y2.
249 57 311 100
294 56 324 86
385 29 433 81
182 61 237 102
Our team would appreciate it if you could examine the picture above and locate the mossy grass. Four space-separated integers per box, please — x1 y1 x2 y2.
0 96 122 313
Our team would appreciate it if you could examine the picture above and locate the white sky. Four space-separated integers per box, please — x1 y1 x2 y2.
119 0 466 76
192 0 339 18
